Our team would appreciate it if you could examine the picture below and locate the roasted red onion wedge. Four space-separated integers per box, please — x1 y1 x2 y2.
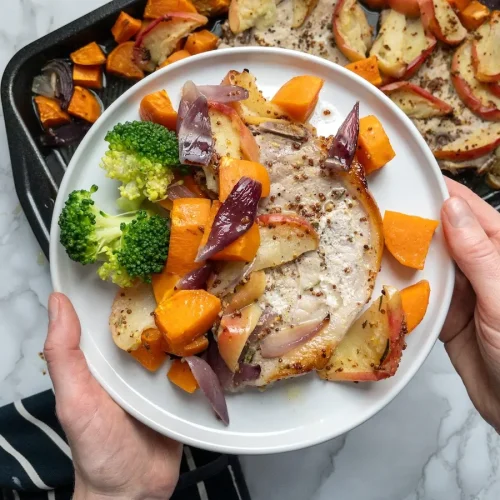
178 95 214 166
197 85 249 103
176 264 213 290
196 177 262 261
185 356 229 425
41 59 74 109
40 122 91 147
32 74 56 99
326 102 359 171
260 315 330 358
205 337 234 391
166 184 197 200
177 80 200 134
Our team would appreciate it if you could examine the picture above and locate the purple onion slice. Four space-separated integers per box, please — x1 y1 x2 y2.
40 122 91 147
42 59 74 109
196 177 262 262
197 85 249 103
185 356 229 425
326 102 359 172
260 315 330 358
176 264 213 290
177 80 201 134
178 95 213 166
205 337 234 391
233 363 261 385
166 184 197 200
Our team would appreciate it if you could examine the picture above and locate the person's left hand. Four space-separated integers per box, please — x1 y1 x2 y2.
44 293 182 500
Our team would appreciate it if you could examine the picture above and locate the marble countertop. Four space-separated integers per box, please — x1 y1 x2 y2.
0 1 499 498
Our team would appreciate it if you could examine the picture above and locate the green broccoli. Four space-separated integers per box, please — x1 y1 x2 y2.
100 121 180 203
58 185 169 287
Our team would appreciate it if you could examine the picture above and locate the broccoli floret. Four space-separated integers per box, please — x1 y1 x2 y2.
100 121 180 203
59 185 170 286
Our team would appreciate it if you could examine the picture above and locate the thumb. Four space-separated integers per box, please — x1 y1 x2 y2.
442 196 500 311
44 293 92 402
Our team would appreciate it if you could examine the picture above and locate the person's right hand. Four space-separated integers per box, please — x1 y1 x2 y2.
440 177 500 432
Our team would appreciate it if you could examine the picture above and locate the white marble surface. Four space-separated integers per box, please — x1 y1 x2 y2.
0 1 499 498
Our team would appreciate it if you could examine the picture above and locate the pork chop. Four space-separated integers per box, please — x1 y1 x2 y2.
211 125 384 388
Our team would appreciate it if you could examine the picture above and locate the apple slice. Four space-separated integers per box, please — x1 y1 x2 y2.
292 0 319 28
225 271 267 314
388 0 420 16
434 123 500 160
472 13 500 83
319 286 407 382
109 284 157 352
333 0 373 62
490 82 500 98
420 0 467 45
134 13 208 71
451 41 500 121
221 70 290 124
402 18 437 79
229 0 277 34
381 81 453 118
253 214 320 272
208 101 260 163
218 303 262 372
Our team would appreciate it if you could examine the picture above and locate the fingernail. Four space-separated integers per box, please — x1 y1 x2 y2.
48 294 60 323
444 197 475 228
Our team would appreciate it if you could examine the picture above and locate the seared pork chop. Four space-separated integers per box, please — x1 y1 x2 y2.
211 125 384 388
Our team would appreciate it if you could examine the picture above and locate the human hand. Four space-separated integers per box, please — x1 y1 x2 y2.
441 177 500 432
44 293 182 500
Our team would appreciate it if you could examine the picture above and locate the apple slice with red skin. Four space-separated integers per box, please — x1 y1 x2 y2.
388 0 420 17
471 13 500 83
333 0 373 62
218 303 262 372
402 19 437 80
224 271 267 315
419 0 467 45
370 12 436 80
490 82 500 98
434 124 500 161
208 101 261 163
451 41 500 122
318 286 407 382
253 214 320 272
381 81 453 118
134 12 208 71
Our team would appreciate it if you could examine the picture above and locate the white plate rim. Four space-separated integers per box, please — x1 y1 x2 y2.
50 47 455 454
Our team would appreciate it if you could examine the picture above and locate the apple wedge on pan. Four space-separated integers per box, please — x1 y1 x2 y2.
472 12 500 84
292 0 319 28
318 286 407 382
419 0 467 45
333 0 373 62
134 13 208 71
451 41 500 121
370 11 436 79
381 81 453 118
434 124 500 161
229 0 277 34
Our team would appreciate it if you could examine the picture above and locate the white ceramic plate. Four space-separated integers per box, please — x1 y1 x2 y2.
50 47 454 454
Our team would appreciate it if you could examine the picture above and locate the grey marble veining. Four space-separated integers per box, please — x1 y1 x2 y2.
0 1 498 498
